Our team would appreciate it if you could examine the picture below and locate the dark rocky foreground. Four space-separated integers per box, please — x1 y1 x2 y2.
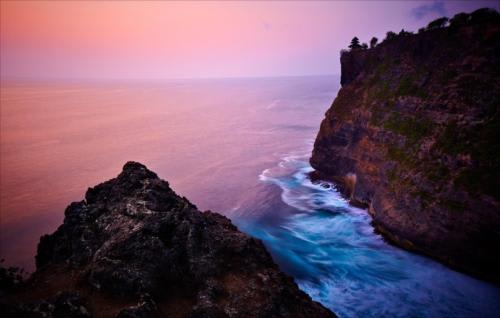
311 9 500 283
1 162 335 318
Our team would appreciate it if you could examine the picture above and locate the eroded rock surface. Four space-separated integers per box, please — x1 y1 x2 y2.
311 10 500 283
2 162 335 318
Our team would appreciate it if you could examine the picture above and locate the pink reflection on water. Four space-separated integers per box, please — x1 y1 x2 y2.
0 77 337 271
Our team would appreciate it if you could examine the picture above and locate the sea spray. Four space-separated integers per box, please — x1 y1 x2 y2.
237 151 500 318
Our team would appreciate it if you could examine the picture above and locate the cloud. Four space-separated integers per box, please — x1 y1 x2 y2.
410 1 447 20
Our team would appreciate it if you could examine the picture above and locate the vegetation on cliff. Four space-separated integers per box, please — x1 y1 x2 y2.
311 8 500 283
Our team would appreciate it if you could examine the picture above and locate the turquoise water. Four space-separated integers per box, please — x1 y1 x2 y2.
236 150 500 318
3 76 499 316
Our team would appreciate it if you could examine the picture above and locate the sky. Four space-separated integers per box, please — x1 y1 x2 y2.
1 0 498 80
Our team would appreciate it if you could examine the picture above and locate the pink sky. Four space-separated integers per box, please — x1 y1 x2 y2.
1 0 497 79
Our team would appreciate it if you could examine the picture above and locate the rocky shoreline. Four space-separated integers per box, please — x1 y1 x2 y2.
1 162 335 318
310 9 500 283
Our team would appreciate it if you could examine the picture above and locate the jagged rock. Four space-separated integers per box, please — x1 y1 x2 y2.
2 162 335 318
311 10 500 283
3 292 91 318
116 294 156 318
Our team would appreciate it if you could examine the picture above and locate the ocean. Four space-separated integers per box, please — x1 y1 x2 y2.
1 76 498 317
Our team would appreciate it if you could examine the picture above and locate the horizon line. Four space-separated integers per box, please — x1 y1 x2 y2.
0 73 340 83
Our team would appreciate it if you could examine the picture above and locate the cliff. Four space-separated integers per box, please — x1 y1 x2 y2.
1 162 335 318
311 9 500 283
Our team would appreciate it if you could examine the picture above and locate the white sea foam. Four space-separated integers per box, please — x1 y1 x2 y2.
244 152 500 318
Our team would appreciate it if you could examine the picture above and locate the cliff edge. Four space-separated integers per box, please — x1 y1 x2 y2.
311 9 500 283
1 162 335 318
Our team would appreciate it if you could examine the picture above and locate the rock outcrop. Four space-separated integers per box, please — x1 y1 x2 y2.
311 9 500 283
2 162 335 318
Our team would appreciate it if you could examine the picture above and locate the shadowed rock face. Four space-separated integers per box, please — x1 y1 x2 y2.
2 162 335 318
311 11 500 283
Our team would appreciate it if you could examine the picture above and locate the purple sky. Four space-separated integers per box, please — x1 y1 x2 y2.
1 0 498 79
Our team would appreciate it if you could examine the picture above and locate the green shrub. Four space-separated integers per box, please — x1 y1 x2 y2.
426 164 449 182
386 144 411 163
436 122 468 154
383 114 434 143
470 8 499 23
427 17 449 30
396 75 426 97
449 12 470 27
385 31 397 41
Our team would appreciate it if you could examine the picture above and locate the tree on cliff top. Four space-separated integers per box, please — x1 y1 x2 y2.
399 29 412 36
384 31 397 41
348 37 362 50
470 7 499 23
427 17 449 30
370 37 378 48
449 12 470 27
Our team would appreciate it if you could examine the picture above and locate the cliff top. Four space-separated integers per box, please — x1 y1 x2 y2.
340 7 500 86
311 7 500 283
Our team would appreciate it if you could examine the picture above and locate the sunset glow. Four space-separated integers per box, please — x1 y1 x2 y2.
1 1 500 317
1 1 496 79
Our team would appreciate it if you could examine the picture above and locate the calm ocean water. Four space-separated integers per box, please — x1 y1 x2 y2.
1 76 499 317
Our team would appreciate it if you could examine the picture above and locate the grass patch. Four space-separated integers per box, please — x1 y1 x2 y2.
455 167 500 201
411 189 434 208
426 164 450 182
443 199 466 211
386 167 398 182
436 122 468 155
383 113 434 144
438 69 458 85
373 81 392 100
396 75 426 97
386 145 413 164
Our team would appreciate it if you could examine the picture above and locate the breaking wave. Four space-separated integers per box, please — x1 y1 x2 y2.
239 151 500 318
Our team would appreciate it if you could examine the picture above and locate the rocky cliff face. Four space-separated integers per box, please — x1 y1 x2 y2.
311 10 500 283
2 162 335 318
